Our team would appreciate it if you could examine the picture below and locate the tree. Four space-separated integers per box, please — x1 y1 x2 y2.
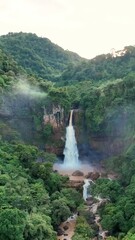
0 208 26 240
24 213 56 240
72 216 94 240
123 233 135 240
51 199 71 228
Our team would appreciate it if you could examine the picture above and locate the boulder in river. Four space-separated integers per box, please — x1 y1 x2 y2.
63 225 69 231
57 227 64 236
86 196 95 205
72 170 84 176
85 171 100 180
67 180 84 189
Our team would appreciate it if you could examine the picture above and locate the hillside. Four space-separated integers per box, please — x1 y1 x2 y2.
1 33 135 239
61 46 135 84
0 32 84 81
1 32 135 86
0 48 69 147
0 48 25 91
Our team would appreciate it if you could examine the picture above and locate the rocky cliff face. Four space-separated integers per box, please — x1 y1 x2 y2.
90 136 132 157
1 96 131 158
45 126 65 155
72 110 132 158
43 106 65 155
43 109 84 156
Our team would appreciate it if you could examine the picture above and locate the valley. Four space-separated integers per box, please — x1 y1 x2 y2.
0 32 135 240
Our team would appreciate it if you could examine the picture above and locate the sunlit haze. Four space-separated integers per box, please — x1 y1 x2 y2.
0 0 135 59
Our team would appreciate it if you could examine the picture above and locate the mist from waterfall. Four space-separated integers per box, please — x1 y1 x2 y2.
63 110 80 169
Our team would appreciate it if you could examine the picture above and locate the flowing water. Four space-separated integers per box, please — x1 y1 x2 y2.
55 110 108 239
83 179 95 201
63 110 80 169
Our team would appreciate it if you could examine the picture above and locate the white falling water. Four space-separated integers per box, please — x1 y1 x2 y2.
83 179 95 201
83 179 90 201
63 110 80 169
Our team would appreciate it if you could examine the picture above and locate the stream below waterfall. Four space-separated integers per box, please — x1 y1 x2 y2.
82 179 108 239
56 110 108 239
56 172 109 240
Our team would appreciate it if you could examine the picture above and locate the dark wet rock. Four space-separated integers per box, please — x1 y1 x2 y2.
85 171 100 180
67 180 83 189
86 197 95 206
98 199 109 208
63 225 69 231
92 236 98 240
86 196 94 202
57 227 64 236
100 172 108 178
72 170 84 176
91 223 99 233
90 216 96 224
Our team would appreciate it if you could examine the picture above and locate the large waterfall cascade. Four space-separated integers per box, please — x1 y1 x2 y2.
63 110 80 169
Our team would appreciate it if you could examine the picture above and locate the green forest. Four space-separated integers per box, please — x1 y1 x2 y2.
0 32 135 240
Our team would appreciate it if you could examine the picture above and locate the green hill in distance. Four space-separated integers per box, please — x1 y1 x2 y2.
1 32 135 86
61 45 135 84
0 32 84 81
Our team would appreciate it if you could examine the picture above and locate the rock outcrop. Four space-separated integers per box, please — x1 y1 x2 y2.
72 170 84 176
85 172 100 181
67 180 84 189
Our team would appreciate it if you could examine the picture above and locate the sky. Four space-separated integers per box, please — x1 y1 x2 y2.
0 0 135 59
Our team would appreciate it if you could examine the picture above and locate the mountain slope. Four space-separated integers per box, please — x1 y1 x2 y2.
0 32 84 81
61 46 135 83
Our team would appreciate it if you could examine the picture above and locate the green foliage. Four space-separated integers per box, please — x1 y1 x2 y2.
91 178 123 202
43 123 53 140
24 213 56 240
0 32 83 81
1 32 135 240
0 208 26 240
51 198 71 228
78 77 135 136
15 144 39 167
49 86 71 110
61 188 83 210
61 46 135 84
0 121 21 142
123 232 135 240
0 140 84 239
72 216 94 240
106 237 117 240
91 160 135 237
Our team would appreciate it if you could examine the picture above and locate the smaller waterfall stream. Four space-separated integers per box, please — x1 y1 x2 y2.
63 110 80 169
83 179 90 201
83 180 108 239
83 179 95 201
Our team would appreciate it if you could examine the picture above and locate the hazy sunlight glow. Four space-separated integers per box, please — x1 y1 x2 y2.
0 0 135 58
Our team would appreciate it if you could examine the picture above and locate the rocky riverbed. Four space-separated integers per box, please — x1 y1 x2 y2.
54 163 106 240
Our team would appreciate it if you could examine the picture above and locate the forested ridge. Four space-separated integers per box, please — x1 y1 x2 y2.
0 32 84 81
0 32 135 239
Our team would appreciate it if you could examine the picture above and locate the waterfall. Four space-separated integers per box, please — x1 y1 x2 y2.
83 179 90 201
63 110 80 169
83 179 95 201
